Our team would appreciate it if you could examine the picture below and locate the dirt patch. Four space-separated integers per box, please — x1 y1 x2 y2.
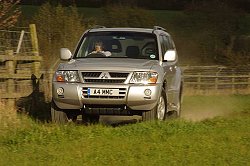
181 107 230 121
180 95 243 121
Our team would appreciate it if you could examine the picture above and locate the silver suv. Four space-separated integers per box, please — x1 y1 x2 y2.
51 26 183 123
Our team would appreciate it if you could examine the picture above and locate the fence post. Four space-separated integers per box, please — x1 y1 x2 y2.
231 68 235 94
5 50 15 109
248 72 250 94
215 74 218 92
232 76 235 94
48 70 54 101
32 61 41 79
29 24 39 56
30 24 41 79
16 30 25 54
197 73 201 93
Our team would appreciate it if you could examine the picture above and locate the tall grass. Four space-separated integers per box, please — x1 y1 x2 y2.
0 103 20 135
0 95 249 165
0 116 249 165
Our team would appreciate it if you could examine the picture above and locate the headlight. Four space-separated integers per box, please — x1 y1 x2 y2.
54 71 80 83
130 72 158 84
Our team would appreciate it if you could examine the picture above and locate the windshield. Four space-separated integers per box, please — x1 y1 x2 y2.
74 31 159 60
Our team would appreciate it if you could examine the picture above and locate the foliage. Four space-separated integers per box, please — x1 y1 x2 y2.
19 0 250 12
21 5 250 66
0 0 21 29
32 2 87 69
173 0 249 65
99 4 156 28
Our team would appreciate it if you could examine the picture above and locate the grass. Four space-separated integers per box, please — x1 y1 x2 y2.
0 95 249 165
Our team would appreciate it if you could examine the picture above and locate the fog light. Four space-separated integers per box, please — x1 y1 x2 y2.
144 89 152 96
57 87 64 95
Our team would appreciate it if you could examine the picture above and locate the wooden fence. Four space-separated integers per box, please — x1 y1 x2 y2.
1 64 250 109
0 24 42 108
182 65 250 95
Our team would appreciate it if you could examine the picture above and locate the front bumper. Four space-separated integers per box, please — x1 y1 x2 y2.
52 82 162 112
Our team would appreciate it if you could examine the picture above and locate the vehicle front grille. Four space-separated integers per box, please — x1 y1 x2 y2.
84 79 125 83
81 71 130 84
82 87 127 99
109 72 129 78
82 72 102 77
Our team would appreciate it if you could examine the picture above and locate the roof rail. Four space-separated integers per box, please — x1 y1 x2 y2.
153 26 166 31
92 25 106 29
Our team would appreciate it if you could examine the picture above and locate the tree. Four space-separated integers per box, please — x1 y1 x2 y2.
0 0 21 29
176 0 248 65
33 2 89 69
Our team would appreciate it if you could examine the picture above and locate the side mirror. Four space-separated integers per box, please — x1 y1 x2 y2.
163 50 177 62
60 48 72 60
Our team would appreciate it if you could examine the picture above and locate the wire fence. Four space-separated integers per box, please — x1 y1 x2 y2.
0 25 42 108
0 27 34 55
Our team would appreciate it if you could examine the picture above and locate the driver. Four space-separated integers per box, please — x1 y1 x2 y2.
90 41 111 57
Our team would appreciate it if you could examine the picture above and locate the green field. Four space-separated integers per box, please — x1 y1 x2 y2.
0 95 249 165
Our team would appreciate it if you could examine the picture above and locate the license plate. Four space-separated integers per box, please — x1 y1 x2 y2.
87 88 119 96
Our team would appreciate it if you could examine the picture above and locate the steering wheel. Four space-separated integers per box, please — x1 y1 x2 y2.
141 42 156 56
87 52 106 57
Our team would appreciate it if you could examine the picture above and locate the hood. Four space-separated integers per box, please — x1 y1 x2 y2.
57 58 159 71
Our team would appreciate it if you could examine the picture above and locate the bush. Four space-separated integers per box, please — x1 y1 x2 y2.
99 4 156 28
33 3 86 69
176 0 249 65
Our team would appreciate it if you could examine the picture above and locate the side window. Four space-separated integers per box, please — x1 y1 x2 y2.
167 36 175 50
160 34 177 61
163 35 174 50
160 35 167 56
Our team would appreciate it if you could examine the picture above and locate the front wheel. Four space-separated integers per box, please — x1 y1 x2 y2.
51 101 79 123
51 101 68 124
142 91 167 121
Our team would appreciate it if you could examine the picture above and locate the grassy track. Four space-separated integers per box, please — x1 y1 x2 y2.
0 95 249 165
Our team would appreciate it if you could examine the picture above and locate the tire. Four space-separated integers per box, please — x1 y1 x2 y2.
82 114 100 124
176 93 182 118
178 83 183 117
166 85 182 119
142 107 156 121
51 101 68 124
142 91 167 121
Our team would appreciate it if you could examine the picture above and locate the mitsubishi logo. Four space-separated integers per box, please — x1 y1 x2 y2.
99 72 110 79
